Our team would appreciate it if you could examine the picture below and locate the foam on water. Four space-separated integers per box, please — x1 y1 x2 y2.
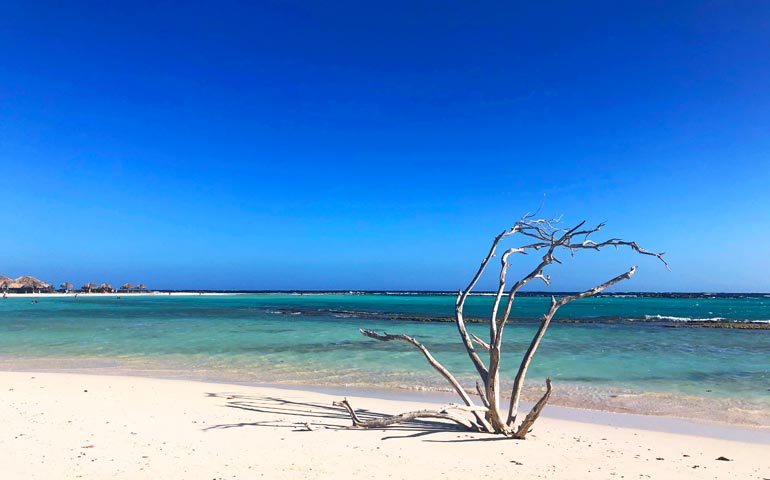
643 314 725 322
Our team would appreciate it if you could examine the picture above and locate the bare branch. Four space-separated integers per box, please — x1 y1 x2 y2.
360 329 476 407
444 404 489 413
494 219 590 335
475 381 490 409
453 227 522 384
514 378 553 439
488 283 506 353
458 228 517 305
495 219 666 346
333 398 477 430
471 333 491 352
360 329 496 432
507 266 637 425
494 246 557 345
568 239 668 270
489 248 523 343
554 266 638 308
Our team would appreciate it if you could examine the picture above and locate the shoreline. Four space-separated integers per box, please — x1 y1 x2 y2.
3 359 769 433
3 293 769 437
262 382 770 444
2 370 769 479
3 367 769 445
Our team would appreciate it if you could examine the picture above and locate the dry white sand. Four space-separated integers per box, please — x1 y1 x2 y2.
2 371 768 479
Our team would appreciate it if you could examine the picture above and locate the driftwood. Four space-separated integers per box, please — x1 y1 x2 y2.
336 214 667 438
333 398 479 430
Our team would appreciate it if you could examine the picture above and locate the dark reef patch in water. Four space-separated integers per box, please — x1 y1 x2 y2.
264 307 770 329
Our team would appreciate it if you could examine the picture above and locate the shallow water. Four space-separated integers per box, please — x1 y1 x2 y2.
1 293 768 427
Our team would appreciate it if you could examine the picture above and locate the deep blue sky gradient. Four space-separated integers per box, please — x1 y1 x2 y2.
1 1 769 291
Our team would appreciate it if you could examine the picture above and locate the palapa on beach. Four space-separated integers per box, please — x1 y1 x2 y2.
0 275 51 293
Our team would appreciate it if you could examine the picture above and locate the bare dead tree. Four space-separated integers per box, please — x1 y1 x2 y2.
335 214 668 438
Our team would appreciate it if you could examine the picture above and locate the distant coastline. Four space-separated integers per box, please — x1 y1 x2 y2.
25 289 766 298
5 288 770 299
162 290 770 299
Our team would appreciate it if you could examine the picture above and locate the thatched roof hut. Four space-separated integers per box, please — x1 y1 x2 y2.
81 282 97 293
17 276 49 288
118 282 148 293
5 276 51 293
98 283 114 293
0 275 12 290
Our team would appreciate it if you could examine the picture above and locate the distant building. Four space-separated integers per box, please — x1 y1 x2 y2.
0 275 12 293
118 283 150 293
0 275 52 293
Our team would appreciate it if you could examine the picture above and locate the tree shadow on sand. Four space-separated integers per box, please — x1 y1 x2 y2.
201 392 472 440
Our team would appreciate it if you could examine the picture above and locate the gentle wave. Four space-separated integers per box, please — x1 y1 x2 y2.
643 314 725 322
265 309 302 315
641 315 770 325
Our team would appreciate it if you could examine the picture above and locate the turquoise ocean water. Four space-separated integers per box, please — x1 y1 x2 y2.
1 293 769 427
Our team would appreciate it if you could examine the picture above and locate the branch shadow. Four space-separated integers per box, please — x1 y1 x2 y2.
202 391 470 439
421 436 514 443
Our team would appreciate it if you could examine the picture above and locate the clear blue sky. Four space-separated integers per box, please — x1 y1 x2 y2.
1 1 769 292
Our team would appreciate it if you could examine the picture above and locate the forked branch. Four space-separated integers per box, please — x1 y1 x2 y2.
506 266 638 425
513 378 552 439
471 333 491 352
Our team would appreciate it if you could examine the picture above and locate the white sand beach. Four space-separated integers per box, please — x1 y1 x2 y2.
2 371 767 479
